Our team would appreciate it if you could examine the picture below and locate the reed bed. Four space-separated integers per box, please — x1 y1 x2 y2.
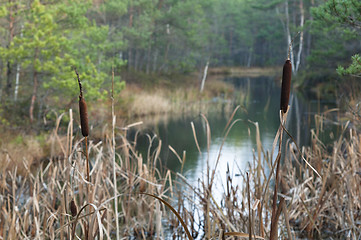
1 70 360 238
0 109 175 239
1 106 360 239
167 109 361 239
120 79 239 120
282 116 361 238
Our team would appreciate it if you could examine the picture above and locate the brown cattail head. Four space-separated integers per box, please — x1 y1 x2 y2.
139 179 146 193
69 199 77 217
280 59 292 113
79 96 89 137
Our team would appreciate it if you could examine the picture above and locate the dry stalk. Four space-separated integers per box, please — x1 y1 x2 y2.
111 67 120 240
270 56 293 240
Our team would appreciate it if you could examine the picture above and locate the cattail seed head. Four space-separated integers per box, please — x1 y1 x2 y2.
280 59 292 113
79 96 89 137
69 199 77 217
139 179 146 193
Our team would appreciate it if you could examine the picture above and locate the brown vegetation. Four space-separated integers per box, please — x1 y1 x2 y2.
119 78 236 119
0 105 360 239
0 69 360 239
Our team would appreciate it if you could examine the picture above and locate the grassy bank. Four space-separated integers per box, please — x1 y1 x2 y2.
0 70 241 165
2 66 269 186
208 66 281 77
116 66 279 122
119 79 235 119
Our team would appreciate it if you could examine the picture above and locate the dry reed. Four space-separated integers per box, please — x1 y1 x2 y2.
0 107 360 239
1 80 360 239
74 68 91 188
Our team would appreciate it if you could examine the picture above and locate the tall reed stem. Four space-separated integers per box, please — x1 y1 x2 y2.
270 110 288 240
111 68 120 240
270 57 292 239
74 68 91 238
85 136 89 182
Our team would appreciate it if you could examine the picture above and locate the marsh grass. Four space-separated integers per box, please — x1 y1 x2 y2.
0 109 177 239
1 101 361 238
120 79 238 120
168 107 360 239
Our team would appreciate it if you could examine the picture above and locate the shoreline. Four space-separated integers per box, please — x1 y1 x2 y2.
208 66 282 77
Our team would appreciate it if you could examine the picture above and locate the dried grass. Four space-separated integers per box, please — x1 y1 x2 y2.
0 135 44 174
0 106 360 239
129 92 172 116
0 109 174 239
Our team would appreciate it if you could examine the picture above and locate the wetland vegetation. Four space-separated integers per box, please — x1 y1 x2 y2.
0 0 361 239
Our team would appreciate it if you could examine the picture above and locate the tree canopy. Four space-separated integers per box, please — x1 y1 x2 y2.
0 0 359 125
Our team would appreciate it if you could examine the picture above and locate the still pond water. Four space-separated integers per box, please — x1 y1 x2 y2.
131 76 337 192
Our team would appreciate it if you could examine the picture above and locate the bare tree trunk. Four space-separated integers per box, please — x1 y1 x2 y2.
276 6 286 35
129 2 133 27
229 29 233 60
6 0 15 97
29 50 39 124
128 48 132 71
146 40 152 74
152 50 158 73
158 0 163 9
14 24 23 102
134 48 139 71
247 47 253 67
29 71 38 124
14 64 20 101
37 93 46 121
295 0 304 72
306 0 315 58
6 62 12 95
127 2 133 71
294 95 301 146
159 41 170 73
200 61 209 93
285 0 295 71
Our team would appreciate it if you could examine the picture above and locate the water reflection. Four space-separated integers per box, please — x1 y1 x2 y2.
130 76 337 195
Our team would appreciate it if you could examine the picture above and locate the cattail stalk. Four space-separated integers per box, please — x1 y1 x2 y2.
111 67 120 240
270 57 293 240
75 68 90 182
74 68 91 238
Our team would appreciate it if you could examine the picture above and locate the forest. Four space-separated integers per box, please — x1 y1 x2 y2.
0 0 360 125
0 0 361 239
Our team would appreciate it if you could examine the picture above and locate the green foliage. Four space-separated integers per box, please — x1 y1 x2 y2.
0 108 10 126
11 135 24 145
337 54 361 77
56 0 91 29
0 0 126 124
308 0 360 71
0 0 360 127
4 0 85 98
0 5 8 18
114 81 126 96
312 0 361 28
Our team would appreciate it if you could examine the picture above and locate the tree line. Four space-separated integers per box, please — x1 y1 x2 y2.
0 0 360 125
